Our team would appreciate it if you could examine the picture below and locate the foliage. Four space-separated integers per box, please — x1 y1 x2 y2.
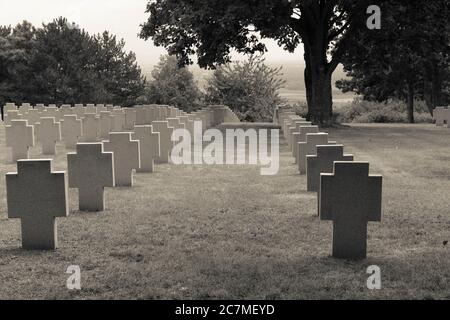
140 0 373 124
336 99 433 124
0 17 145 107
204 56 285 122
144 55 203 112
337 0 450 122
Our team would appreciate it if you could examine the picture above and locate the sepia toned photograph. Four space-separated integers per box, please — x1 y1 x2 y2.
0 0 449 310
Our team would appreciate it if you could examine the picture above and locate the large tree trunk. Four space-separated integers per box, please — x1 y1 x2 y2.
423 80 434 116
424 61 444 116
407 80 415 124
304 45 334 127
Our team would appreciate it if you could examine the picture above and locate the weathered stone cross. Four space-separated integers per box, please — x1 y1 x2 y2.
292 125 319 161
81 113 99 142
61 115 82 149
67 143 114 211
37 117 61 155
6 159 68 250
307 145 354 192
298 133 335 174
132 125 161 173
5 120 34 162
319 162 382 259
103 132 140 187
99 111 113 139
152 121 174 163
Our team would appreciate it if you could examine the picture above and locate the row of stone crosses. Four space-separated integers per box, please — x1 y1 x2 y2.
3 102 228 252
3 102 383 260
433 106 450 127
278 110 383 260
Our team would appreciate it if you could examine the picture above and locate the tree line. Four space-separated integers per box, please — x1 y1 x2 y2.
0 17 145 108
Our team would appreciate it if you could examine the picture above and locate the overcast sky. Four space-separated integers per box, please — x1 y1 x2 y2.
0 0 302 70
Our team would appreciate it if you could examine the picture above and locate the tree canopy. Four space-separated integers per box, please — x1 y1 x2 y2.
337 0 450 123
0 17 146 107
140 0 372 125
143 55 203 112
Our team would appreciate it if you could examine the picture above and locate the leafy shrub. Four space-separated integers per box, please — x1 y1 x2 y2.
144 55 204 112
336 98 433 123
205 56 285 122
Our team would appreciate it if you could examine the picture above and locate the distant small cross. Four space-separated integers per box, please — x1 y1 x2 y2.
167 118 185 131
132 125 161 173
103 132 140 187
4 110 22 125
61 115 82 149
111 109 126 132
292 125 319 161
5 120 34 162
67 143 114 211
152 121 174 164
6 159 68 250
99 111 113 139
124 108 137 130
37 117 61 155
43 107 60 122
307 145 354 192
81 113 99 142
298 133 336 174
320 162 382 259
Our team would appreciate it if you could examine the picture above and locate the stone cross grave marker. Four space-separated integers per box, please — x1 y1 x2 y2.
111 109 126 132
287 121 311 148
298 133 335 174
59 105 74 118
19 103 31 114
68 143 114 211
283 116 302 137
4 103 17 113
61 115 82 149
157 106 167 121
319 161 382 259
99 111 113 139
124 108 137 130
34 104 45 112
96 105 107 114
43 107 60 122
74 105 86 119
37 117 61 155
178 115 194 135
103 132 140 187
5 120 34 162
433 107 446 126
151 121 174 163
167 117 185 131
292 125 317 160
25 109 42 125
81 113 99 142
135 106 146 125
132 125 160 173
85 104 97 114
6 159 68 250
307 145 354 192
4 110 22 125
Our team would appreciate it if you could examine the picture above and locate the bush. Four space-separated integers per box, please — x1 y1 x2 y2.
205 55 285 122
336 98 433 123
144 55 204 112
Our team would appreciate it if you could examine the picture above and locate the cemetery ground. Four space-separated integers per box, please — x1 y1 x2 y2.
0 123 449 300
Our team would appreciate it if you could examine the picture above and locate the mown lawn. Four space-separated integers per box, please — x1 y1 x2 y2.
0 122 449 299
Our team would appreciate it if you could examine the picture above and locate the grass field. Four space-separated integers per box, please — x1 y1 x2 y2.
0 122 449 300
